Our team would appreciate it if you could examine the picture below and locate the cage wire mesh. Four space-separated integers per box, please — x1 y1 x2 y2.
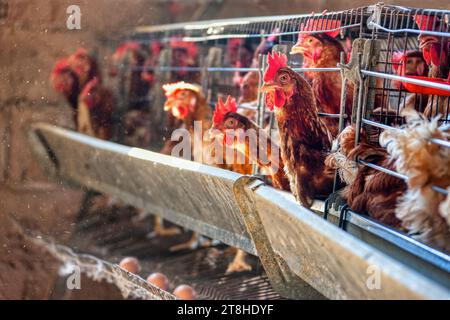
355 4 450 199
108 3 450 257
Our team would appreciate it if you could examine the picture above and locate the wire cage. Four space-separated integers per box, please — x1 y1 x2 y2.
351 3 450 192
362 4 450 131
332 3 450 276
116 7 369 148
106 3 449 280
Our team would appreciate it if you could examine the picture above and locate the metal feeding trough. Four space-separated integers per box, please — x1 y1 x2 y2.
28 123 450 299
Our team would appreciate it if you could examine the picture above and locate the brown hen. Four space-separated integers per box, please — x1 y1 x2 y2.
261 52 335 207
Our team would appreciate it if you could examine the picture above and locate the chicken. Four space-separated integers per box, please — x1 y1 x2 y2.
325 125 405 227
251 31 279 68
109 42 150 111
157 81 219 246
391 50 429 112
371 50 429 128
227 39 254 87
141 41 162 86
210 96 290 191
50 58 81 122
392 51 429 91
260 51 335 207
67 48 100 88
238 71 259 105
77 77 114 141
236 71 260 121
160 81 212 160
51 48 105 129
122 110 152 148
169 39 200 83
415 14 450 119
380 109 450 251
290 22 353 137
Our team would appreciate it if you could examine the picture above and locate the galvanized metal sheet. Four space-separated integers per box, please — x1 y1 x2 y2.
252 185 450 299
29 123 256 255
28 123 450 300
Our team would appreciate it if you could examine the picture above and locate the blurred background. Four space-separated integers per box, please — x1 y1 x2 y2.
0 0 449 299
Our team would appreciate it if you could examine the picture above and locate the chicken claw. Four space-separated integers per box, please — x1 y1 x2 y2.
169 233 212 252
148 216 181 237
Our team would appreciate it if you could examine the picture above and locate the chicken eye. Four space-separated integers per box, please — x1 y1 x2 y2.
225 118 236 128
178 91 188 98
279 73 290 84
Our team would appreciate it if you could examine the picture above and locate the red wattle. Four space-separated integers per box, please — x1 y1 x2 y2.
423 49 431 65
172 105 189 119
312 48 322 63
274 89 286 109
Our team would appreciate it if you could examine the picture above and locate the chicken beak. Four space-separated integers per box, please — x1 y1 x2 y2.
290 43 306 55
260 83 278 94
163 101 172 111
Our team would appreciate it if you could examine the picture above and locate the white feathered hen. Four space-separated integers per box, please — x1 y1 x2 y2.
380 109 450 252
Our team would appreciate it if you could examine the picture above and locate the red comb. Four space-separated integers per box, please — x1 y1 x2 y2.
300 17 341 38
213 96 237 126
392 51 406 72
113 42 141 60
415 14 436 31
264 51 288 83
51 59 71 77
73 48 88 58
267 28 280 42
170 38 197 58
229 38 243 47
151 42 162 55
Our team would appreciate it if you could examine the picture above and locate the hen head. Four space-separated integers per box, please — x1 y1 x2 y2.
240 71 259 103
162 82 201 120
170 39 197 75
290 34 324 63
68 48 96 85
291 33 344 66
392 50 428 89
415 15 448 66
109 42 143 77
260 52 298 111
210 95 254 146
51 59 77 95
289 15 343 65
393 51 427 77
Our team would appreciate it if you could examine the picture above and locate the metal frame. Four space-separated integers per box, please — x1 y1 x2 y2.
27 123 450 299
45 3 450 298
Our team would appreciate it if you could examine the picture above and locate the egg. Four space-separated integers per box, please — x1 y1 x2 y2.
173 284 197 300
119 257 141 274
147 273 169 291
